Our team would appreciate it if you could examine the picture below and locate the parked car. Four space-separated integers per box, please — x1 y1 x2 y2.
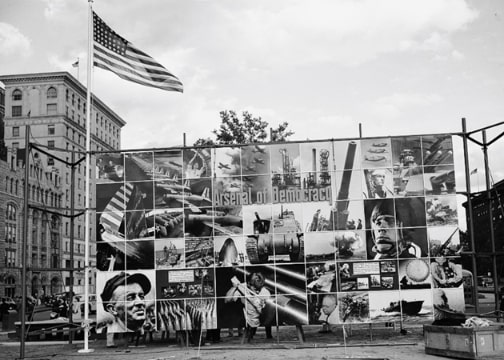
76 294 97 316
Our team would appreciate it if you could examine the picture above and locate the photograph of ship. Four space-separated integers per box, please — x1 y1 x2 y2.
93 134 460 332
155 238 185 269
400 289 433 322
369 290 401 321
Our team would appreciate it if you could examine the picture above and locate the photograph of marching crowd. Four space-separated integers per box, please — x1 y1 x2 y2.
94 134 464 335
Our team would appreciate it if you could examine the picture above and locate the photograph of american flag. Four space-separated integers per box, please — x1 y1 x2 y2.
93 11 183 92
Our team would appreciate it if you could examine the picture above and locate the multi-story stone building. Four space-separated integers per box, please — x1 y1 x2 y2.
0 72 126 298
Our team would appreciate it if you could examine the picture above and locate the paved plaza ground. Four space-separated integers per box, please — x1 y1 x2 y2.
0 323 465 360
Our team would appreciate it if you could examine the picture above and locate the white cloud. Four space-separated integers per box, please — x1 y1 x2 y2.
372 93 443 119
0 23 31 57
203 0 478 69
42 0 67 18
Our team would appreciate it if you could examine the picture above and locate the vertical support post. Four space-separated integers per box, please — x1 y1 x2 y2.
183 132 186 147
79 0 94 353
462 118 479 313
482 130 500 314
69 151 75 343
20 125 30 360
359 123 362 138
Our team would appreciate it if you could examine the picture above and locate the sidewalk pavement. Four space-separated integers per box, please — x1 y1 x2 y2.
0 324 448 360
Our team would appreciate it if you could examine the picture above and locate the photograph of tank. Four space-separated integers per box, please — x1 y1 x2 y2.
93 134 461 332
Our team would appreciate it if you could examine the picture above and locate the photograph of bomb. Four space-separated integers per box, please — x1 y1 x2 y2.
185 298 218 330
96 152 124 183
306 262 337 293
360 138 391 169
97 239 154 271
183 148 212 179
148 208 184 239
183 206 243 238
245 207 304 264
214 235 248 266
185 237 215 268
338 291 370 323
299 143 332 189
157 299 186 331
155 238 185 269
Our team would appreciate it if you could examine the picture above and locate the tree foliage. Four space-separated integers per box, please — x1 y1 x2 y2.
194 110 294 146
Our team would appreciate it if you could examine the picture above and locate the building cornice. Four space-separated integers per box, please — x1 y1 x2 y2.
0 72 127 128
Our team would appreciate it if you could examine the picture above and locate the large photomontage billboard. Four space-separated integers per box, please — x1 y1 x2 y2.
95 135 464 333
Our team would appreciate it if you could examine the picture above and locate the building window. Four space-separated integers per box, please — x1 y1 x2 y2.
48 158 55 166
6 204 17 250
12 142 19 150
47 87 57 98
12 106 22 117
48 140 55 149
72 94 75 105
12 89 22 101
5 277 15 297
49 125 55 135
47 103 57 115
12 127 20 138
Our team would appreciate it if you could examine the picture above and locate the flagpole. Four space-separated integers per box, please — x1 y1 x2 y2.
79 0 94 353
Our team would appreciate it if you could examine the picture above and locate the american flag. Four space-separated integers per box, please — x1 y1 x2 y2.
93 12 183 92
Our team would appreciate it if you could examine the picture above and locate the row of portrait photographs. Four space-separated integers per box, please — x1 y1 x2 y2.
95 136 454 185
95 223 461 271
95 195 459 247
95 268 464 332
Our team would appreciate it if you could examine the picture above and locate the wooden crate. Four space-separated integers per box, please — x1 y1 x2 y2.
424 325 504 359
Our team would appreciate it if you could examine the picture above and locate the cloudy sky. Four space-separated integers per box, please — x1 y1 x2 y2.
1 1 504 206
